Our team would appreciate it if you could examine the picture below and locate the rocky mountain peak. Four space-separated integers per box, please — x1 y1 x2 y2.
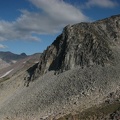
20 53 27 57
26 15 120 82
1 15 120 119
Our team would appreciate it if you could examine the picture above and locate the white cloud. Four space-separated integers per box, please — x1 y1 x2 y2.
0 44 7 49
0 15 41 41
29 0 88 23
85 0 118 8
0 0 89 41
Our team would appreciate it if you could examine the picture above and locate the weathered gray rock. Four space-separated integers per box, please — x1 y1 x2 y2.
26 15 120 82
0 15 120 120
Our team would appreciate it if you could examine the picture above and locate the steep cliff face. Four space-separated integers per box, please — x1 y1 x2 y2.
26 15 120 81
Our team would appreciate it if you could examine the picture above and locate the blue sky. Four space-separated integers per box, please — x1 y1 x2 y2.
0 0 120 55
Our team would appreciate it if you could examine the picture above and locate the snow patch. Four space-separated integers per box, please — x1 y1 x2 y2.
23 61 26 64
11 60 17 63
0 69 14 78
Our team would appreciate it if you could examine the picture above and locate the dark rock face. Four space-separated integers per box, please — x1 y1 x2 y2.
26 15 120 81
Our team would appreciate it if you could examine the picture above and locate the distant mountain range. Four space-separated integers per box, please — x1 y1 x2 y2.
0 51 27 62
0 51 28 70
0 51 41 82
0 51 41 71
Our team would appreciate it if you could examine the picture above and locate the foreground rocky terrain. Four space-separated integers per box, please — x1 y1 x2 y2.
0 15 120 120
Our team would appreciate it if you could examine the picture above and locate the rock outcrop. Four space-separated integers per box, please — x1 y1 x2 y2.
0 15 120 120
26 15 120 82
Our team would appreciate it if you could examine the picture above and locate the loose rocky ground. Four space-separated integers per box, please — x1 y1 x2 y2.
0 62 120 120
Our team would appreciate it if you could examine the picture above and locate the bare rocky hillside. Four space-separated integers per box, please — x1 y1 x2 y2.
25 15 120 82
0 53 41 80
0 15 120 120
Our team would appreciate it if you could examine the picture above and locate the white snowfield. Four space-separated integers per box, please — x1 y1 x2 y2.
0 69 14 78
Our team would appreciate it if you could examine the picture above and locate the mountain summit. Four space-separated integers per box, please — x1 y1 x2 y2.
26 15 120 82
0 15 120 120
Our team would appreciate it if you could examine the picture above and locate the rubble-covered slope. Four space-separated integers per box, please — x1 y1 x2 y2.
0 15 120 120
